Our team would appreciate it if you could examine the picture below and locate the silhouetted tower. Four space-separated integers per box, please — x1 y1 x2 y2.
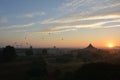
86 44 94 49
85 43 97 50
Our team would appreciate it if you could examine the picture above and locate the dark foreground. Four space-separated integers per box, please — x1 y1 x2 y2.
0 46 120 80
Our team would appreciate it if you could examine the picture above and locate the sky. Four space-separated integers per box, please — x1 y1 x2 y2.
0 0 120 48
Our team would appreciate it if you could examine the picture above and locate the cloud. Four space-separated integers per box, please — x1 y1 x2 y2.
38 0 120 33
52 0 120 24
41 14 120 24
18 11 46 18
8 0 119 34
102 22 120 27
0 23 35 30
92 3 120 11
44 22 106 31
0 17 7 23
34 28 76 34
39 17 120 34
2 29 27 33
58 0 85 12
58 0 120 13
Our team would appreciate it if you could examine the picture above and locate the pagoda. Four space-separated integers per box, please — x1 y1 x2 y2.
85 43 97 50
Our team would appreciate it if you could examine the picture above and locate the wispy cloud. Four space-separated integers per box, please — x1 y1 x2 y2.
39 16 120 33
41 14 120 24
39 0 120 33
7 0 120 34
18 11 46 18
102 22 120 27
58 0 85 13
58 0 120 13
0 23 35 30
33 28 76 34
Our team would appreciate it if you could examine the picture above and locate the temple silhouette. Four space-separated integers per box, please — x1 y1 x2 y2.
85 43 97 50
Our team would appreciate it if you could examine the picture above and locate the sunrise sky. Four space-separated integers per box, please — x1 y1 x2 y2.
0 0 120 48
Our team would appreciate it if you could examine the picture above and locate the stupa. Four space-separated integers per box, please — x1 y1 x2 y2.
85 43 97 50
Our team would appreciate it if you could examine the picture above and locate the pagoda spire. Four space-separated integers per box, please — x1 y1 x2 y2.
85 43 97 50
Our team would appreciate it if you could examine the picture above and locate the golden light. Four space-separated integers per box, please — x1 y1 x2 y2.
107 43 115 48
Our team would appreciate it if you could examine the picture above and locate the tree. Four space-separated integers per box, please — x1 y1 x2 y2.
2 45 16 62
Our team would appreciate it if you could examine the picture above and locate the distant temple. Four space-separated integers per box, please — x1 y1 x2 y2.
85 43 97 50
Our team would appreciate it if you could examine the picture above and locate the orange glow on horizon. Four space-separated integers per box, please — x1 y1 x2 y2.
107 43 115 48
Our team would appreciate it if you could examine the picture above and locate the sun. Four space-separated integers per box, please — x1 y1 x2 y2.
107 43 115 48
